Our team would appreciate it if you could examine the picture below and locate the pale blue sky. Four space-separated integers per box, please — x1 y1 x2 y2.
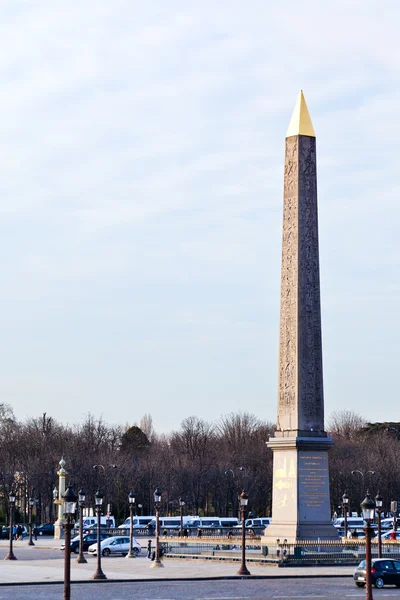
1 1 399 432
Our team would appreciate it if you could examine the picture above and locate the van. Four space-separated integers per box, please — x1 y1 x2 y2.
186 517 220 529
219 518 240 528
76 515 116 529
118 516 154 530
333 517 364 529
381 518 400 530
244 518 271 528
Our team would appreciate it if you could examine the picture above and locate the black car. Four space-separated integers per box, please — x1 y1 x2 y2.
61 532 111 553
354 558 400 588
36 523 55 536
81 524 111 535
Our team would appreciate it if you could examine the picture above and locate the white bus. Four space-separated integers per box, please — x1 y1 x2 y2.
149 516 199 530
185 517 239 529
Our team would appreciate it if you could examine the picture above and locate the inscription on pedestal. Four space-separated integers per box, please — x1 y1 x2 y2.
298 451 330 520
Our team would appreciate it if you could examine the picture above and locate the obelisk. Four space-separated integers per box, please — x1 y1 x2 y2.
264 92 337 543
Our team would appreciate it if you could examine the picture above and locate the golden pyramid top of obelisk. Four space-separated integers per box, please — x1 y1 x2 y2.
286 90 315 138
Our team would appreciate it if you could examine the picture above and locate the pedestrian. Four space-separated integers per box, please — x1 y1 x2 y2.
12 525 17 540
163 528 167 537
147 540 152 558
17 525 23 540
197 527 202 538
183 528 189 538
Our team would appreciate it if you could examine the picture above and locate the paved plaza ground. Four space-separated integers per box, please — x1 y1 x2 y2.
0 537 355 585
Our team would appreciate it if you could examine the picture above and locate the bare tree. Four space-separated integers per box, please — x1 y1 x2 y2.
327 410 366 440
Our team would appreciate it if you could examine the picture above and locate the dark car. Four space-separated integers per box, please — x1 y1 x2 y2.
354 558 400 588
61 532 111 553
81 523 111 534
36 523 55 536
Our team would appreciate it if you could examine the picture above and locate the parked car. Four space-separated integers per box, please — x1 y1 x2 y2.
61 532 111 553
88 535 141 557
82 523 111 534
354 558 400 588
36 523 55 536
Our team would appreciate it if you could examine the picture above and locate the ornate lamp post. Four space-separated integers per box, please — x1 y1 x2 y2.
351 470 376 505
63 485 77 600
34 497 39 531
138 503 143 516
127 490 136 558
92 489 107 580
361 491 375 600
151 487 164 568
342 492 349 538
53 485 59 526
179 495 185 536
28 497 35 546
76 488 87 564
237 490 251 576
375 492 383 559
5 491 17 561
54 458 68 539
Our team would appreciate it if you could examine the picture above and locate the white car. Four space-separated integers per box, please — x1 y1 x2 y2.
88 535 141 557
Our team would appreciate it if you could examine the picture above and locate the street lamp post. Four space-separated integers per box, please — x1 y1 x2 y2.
92 489 107 580
28 497 35 546
362 491 375 600
151 488 164 568
53 485 59 525
34 497 39 533
127 490 136 558
179 495 185 536
237 490 251 576
5 492 17 561
76 488 87 564
342 492 349 539
375 492 383 559
63 485 77 600
138 504 143 516
351 470 376 507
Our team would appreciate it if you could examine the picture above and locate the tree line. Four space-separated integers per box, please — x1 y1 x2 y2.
0 404 397 525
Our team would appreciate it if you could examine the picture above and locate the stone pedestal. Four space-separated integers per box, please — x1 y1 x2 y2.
263 436 337 544
53 457 67 540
